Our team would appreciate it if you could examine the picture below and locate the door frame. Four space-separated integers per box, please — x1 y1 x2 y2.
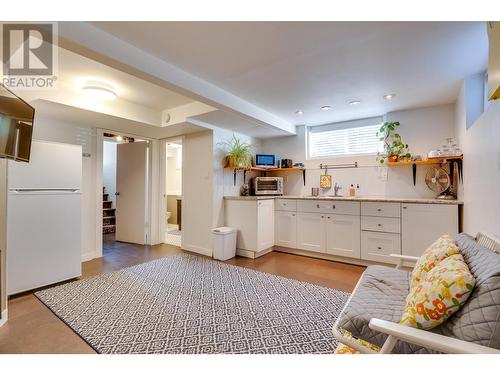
95 129 156 258
158 136 185 246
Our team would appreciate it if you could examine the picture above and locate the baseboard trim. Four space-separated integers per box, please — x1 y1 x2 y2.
274 246 395 268
0 308 8 327
181 244 212 257
236 247 273 259
81 253 95 262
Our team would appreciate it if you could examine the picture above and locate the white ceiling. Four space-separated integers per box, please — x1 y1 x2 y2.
58 47 193 111
91 21 488 127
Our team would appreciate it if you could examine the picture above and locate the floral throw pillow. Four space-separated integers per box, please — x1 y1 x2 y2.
410 234 459 289
401 254 476 330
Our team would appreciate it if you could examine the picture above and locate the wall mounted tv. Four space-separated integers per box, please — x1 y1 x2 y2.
0 84 35 162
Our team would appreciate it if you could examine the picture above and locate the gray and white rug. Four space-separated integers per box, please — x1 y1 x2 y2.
35 253 349 354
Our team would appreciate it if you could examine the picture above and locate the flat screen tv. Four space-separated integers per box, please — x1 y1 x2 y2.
0 84 35 162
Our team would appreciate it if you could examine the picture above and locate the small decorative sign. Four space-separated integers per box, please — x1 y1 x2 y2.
320 174 332 189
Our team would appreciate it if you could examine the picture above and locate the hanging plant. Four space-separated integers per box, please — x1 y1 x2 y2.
376 121 411 164
219 134 254 169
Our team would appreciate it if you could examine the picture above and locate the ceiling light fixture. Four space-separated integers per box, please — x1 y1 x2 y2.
349 100 361 105
82 81 117 100
116 136 123 142
383 94 396 100
320 105 332 111
295 110 304 115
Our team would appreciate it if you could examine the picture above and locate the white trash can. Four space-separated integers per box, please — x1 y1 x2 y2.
212 227 238 261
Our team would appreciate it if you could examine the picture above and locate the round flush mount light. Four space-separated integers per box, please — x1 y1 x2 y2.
295 110 304 115
320 105 332 111
349 100 361 105
383 94 396 100
82 81 117 100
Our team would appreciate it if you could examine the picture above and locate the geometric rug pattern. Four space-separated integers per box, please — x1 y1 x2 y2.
35 253 350 354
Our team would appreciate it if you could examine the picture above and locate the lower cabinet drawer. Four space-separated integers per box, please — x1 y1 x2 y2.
361 216 401 233
361 231 401 264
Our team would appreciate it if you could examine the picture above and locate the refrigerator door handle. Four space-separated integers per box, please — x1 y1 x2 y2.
9 188 81 193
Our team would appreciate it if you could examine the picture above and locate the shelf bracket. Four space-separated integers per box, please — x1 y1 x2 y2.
303 169 306 186
412 163 417 186
233 168 237 186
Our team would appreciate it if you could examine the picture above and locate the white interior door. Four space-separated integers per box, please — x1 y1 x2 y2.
116 142 148 244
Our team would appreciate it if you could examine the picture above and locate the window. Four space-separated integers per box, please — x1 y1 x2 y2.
308 117 384 159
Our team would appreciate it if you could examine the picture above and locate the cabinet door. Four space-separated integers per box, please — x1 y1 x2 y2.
257 200 275 251
325 214 360 258
296 212 326 253
401 203 458 257
361 231 401 264
275 211 297 248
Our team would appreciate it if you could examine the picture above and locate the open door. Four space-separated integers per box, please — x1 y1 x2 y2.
115 141 148 244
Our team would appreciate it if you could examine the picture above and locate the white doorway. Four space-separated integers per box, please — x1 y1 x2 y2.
102 132 149 246
164 139 183 247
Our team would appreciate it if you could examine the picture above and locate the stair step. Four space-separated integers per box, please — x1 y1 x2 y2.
103 201 112 209
103 193 109 200
103 217 116 226
103 224 115 234
103 216 115 219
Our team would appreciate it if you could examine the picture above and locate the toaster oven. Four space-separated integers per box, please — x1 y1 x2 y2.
253 177 283 196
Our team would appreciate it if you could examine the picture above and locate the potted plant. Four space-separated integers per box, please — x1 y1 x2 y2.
219 134 254 169
376 121 411 164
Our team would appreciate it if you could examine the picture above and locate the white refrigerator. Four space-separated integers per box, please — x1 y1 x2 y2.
7 140 82 295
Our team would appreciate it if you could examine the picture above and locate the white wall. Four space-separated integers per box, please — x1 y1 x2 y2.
181 131 214 256
166 146 182 195
0 159 7 320
103 142 117 207
261 104 455 198
455 82 500 238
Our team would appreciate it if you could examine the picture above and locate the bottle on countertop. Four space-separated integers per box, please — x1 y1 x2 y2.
349 184 355 197
356 184 360 196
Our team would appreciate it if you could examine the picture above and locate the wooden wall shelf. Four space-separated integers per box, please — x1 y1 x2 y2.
225 167 306 186
385 156 463 186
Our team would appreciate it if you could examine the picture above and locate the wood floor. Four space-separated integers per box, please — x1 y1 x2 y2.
0 239 365 354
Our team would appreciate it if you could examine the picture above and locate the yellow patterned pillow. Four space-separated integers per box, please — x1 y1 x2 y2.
401 254 475 330
334 331 381 354
410 234 459 289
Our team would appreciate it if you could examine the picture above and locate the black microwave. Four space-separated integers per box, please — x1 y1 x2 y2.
255 154 276 168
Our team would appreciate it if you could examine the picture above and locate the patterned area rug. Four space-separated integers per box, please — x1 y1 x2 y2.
35 253 350 354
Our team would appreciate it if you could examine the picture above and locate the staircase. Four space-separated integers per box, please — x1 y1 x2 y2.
103 187 116 234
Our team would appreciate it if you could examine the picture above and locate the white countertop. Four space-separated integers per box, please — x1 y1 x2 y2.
223 195 463 205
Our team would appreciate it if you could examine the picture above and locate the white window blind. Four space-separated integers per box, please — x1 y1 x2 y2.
308 117 383 159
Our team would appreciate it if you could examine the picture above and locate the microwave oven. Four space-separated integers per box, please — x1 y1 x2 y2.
253 177 283 196
255 154 276 168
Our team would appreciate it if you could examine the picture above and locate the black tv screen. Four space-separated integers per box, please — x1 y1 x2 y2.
0 84 35 162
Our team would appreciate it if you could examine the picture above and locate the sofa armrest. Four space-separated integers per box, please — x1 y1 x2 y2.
389 254 419 270
369 318 500 354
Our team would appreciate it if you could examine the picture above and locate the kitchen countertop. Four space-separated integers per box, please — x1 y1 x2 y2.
223 195 463 205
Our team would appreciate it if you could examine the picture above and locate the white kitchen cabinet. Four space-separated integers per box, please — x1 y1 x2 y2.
275 211 297 248
325 214 361 258
296 212 326 253
401 203 459 257
257 199 275 251
224 198 275 258
361 231 401 264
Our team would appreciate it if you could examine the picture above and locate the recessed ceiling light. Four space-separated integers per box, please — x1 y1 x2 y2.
320 105 332 111
383 94 396 100
349 100 361 105
82 81 117 100
295 110 304 115
116 136 123 141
